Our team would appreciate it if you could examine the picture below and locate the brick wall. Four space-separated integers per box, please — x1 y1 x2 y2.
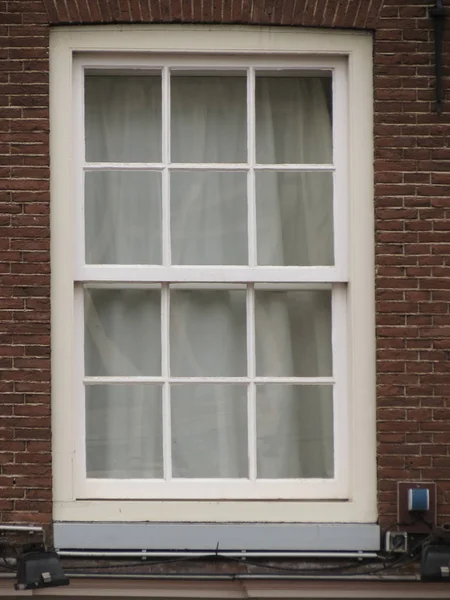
0 0 51 528
374 1 450 527
0 0 449 532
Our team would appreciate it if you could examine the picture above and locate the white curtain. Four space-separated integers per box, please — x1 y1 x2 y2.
84 74 334 480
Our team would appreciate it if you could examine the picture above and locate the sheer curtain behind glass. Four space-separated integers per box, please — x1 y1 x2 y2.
254 76 334 478
85 75 164 478
84 72 334 480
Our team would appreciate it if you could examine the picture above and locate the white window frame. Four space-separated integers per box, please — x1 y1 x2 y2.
76 54 346 501
50 25 376 523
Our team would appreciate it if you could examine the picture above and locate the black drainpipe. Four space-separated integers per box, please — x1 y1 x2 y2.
429 0 447 114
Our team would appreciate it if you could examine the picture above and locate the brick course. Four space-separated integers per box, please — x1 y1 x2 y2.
0 0 449 533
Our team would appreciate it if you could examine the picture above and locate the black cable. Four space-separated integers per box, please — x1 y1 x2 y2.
10 550 380 576
416 513 433 532
63 553 228 570
348 532 431 577
0 543 19 556
64 550 404 575
382 521 404 533
63 552 394 577
222 555 385 574
58 541 428 580
5 530 429 580
224 532 431 578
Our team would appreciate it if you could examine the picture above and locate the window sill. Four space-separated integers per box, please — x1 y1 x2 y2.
54 522 380 552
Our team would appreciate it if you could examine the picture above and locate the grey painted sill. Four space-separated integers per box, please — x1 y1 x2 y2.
54 522 380 552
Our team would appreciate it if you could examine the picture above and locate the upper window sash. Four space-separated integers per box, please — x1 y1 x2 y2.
74 55 348 283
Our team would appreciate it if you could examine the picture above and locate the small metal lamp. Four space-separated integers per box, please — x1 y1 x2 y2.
15 550 69 590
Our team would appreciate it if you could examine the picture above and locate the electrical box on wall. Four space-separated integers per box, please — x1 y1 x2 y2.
398 481 436 533
385 531 408 553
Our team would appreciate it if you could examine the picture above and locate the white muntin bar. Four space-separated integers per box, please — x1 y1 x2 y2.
160 56 170 480
247 284 257 481
83 376 336 384
254 164 334 171
171 163 248 170
162 65 171 267
246 69 257 481
83 162 334 171
247 66 257 268
161 283 172 481
84 162 164 170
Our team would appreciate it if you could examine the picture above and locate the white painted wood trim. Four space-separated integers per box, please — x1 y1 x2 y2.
161 283 172 481
74 286 86 500
332 61 349 274
247 284 257 482
331 283 349 492
51 27 370 58
53 498 375 522
76 266 347 282
50 25 376 523
161 65 171 267
83 376 336 384
247 67 257 267
77 477 347 500
84 162 335 170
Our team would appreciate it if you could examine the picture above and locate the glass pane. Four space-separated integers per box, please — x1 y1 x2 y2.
256 172 333 266
171 75 246 163
85 288 161 376
256 385 333 478
85 171 162 265
255 76 332 164
85 74 162 162
171 171 247 265
86 384 163 478
170 289 246 376
171 384 248 478
255 289 332 377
